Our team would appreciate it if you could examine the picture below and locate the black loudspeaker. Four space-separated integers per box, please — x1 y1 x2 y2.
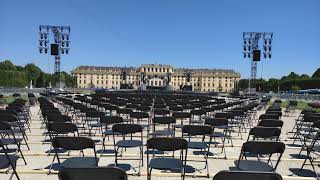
51 44 59 55
253 50 261 61
183 85 192 91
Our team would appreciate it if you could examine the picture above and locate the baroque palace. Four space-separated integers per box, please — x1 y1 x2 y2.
71 64 240 92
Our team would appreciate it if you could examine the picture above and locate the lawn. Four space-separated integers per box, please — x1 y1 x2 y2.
0 95 28 104
269 99 320 112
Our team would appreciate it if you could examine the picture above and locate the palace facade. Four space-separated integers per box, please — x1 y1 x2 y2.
71 64 240 92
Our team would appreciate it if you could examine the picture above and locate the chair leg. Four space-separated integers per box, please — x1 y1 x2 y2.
11 162 20 180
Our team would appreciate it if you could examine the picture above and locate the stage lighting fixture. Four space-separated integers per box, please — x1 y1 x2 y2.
249 40 251 44
248 46 251 51
263 53 267 59
263 45 267 51
269 39 272 45
269 46 272 51
244 40 247 44
38 25 71 88
264 39 267 45
269 53 272 58
243 45 246 51
243 52 246 58
248 53 251 58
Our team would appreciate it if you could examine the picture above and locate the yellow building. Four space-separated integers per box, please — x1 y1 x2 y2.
71 64 240 92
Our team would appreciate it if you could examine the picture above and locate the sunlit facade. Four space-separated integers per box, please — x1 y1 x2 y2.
71 64 240 92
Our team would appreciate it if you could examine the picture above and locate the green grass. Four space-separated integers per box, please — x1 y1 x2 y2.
1 95 28 104
269 100 320 112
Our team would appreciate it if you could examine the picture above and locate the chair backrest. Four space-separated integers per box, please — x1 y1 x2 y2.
215 112 234 119
117 108 133 115
259 114 280 120
147 137 188 151
52 137 95 150
86 111 105 118
205 118 228 127
152 116 176 124
248 127 281 140
47 122 78 134
0 114 18 123
0 121 11 131
112 124 143 134
153 108 170 116
303 115 320 123
130 112 149 119
100 116 123 125
47 115 72 123
213 170 282 180
241 141 285 155
190 109 206 116
172 112 191 119
58 167 127 180
0 109 18 116
182 125 212 136
258 120 283 128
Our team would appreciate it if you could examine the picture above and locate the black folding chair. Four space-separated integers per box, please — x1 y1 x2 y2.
149 116 176 137
190 109 207 125
0 121 27 165
0 113 30 150
258 120 284 129
100 116 123 150
235 141 285 171
112 124 143 175
172 112 191 130
247 127 281 141
205 118 228 158
0 141 20 180
182 125 212 177
213 170 282 180
58 167 127 180
49 137 98 174
146 137 188 180
300 120 320 178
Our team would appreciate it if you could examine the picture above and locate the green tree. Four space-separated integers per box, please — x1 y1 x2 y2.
36 72 46 88
24 63 42 87
0 60 16 71
312 68 320 78
300 74 310 79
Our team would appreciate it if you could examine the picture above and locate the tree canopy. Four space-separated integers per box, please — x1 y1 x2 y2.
312 68 320 78
238 68 320 92
0 60 77 88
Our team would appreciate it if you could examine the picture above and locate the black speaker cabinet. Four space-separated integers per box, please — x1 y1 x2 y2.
51 44 59 55
253 50 261 61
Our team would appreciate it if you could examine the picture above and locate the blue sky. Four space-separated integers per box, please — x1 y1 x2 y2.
0 0 319 79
